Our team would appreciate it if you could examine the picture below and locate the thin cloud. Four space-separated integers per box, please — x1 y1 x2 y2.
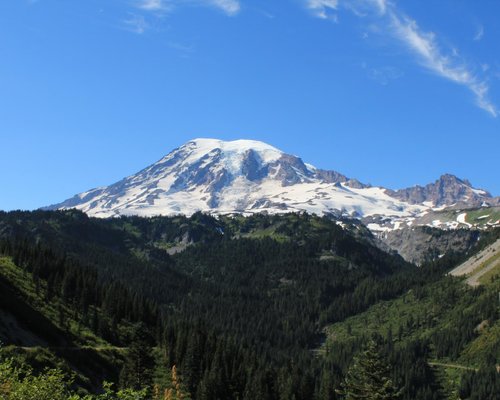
127 0 239 34
362 63 403 85
208 0 240 16
123 14 149 34
135 0 240 17
167 41 196 57
473 25 484 41
306 0 497 117
137 0 169 11
306 0 338 19
371 0 387 14
389 12 497 117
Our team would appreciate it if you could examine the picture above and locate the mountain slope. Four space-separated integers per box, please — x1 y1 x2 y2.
46 139 499 231
320 274 500 399
449 237 500 286
0 210 422 399
1 210 498 399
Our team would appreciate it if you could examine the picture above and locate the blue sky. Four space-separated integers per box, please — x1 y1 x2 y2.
0 0 499 211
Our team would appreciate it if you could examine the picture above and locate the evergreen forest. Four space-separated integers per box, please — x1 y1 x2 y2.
0 210 498 399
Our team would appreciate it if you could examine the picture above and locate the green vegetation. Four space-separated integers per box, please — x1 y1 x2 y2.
321 272 500 398
421 206 500 228
0 353 153 399
465 207 500 226
0 210 498 399
477 257 500 285
336 339 401 399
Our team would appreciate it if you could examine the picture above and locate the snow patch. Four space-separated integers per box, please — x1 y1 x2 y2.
457 213 472 227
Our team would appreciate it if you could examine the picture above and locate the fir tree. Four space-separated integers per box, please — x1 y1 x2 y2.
337 339 401 400
120 323 155 391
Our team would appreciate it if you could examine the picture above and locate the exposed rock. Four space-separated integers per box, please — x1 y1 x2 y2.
377 226 480 265
387 174 500 207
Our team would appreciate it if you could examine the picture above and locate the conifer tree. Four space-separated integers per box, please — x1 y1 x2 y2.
337 339 401 400
120 323 155 391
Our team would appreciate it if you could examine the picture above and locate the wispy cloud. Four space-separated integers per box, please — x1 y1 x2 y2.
137 0 172 12
127 0 239 34
138 0 240 16
167 41 196 57
306 0 337 17
124 14 149 34
371 0 387 14
306 0 338 19
473 25 484 41
389 12 496 117
362 63 403 85
306 0 497 117
207 0 240 16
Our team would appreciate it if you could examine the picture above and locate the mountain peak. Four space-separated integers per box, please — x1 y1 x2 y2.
188 138 283 153
45 138 498 222
437 173 472 188
388 173 492 207
156 138 286 177
181 138 283 161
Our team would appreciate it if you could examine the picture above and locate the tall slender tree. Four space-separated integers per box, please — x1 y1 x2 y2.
120 323 155 391
337 339 401 400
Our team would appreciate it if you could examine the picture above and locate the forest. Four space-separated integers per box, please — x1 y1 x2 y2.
0 210 498 399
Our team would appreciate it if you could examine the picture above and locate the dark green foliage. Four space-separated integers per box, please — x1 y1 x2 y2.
0 210 498 399
337 338 401 399
388 340 442 400
119 323 155 391
459 367 500 400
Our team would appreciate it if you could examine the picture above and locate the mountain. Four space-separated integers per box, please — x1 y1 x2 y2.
46 138 499 230
386 174 497 208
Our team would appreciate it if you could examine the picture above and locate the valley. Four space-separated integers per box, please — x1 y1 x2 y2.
0 209 498 399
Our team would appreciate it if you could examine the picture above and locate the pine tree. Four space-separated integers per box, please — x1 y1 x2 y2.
337 339 401 400
120 323 155 391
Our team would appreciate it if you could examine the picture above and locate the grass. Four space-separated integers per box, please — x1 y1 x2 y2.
426 206 500 228
0 256 109 349
0 255 132 392
477 256 500 285
465 207 500 226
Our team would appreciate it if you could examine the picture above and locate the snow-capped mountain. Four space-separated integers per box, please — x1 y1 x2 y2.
45 138 499 230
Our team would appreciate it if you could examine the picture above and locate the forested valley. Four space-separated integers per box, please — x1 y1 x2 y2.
0 210 498 399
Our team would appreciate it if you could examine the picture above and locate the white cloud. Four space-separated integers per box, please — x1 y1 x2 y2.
389 12 497 117
137 0 169 11
473 25 484 41
306 0 338 19
124 14 149 34
371 0 387 14
127 0 239 34
136 0 240 16
207 0 240 16
306 0 497 117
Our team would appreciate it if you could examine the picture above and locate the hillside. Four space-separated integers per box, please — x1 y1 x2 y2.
320 235 500 399
450 237 500 286
0 210 498 399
